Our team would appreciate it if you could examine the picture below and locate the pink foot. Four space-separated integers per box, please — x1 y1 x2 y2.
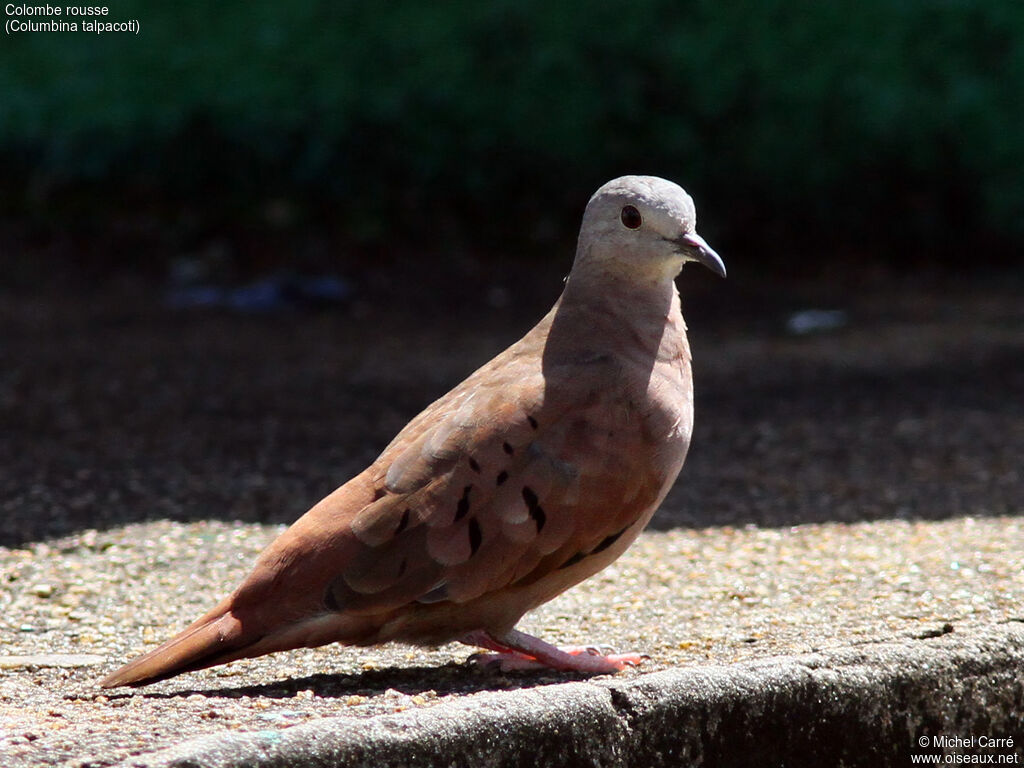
462 629 648 674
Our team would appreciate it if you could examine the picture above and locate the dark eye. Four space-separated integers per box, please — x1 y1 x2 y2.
620 205 642 229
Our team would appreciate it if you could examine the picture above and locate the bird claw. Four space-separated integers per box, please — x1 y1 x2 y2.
622 655 650 668
467 652 496 669
563 644 617 657
468 651 545 673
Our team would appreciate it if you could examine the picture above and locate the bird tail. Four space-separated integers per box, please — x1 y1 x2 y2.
99 605 255 688
100 601 379 688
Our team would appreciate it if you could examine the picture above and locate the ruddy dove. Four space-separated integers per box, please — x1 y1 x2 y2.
101 175 726 688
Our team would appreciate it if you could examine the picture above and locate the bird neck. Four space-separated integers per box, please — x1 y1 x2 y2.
545 268 686 367
562 264 680 322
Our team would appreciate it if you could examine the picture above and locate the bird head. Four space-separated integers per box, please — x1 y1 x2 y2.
575 175 726 282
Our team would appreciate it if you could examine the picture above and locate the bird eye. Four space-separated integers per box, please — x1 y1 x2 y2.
620 205 642 229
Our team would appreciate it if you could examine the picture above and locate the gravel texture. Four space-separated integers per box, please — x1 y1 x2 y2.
122 624 1024 768
1 268 1021 766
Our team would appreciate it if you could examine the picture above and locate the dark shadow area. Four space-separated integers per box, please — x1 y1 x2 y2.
656 346 1023 530
102 660 599 702
3 3 1021 548
2 268 1020 547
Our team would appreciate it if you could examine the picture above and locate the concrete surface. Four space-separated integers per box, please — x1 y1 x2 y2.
127 623 1024 767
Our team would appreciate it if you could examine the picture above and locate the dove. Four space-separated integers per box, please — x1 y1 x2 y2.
100 175 726 688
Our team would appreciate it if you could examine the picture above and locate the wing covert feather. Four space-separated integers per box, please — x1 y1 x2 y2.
325 360 668 616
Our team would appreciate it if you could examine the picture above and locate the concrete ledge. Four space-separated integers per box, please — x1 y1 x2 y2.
123 623 1024 768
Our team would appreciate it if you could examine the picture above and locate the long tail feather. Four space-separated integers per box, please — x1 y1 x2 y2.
100 610 254 688
100 605 382 688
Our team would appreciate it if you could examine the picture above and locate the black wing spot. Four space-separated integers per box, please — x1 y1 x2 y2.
496 470 509 486
558 551 586 570
398 557 408 577
468 517 483 556
557 525 631 571
531 505 546 532
521 486 546 533
592 526 628 554
502 442 515 455
455 485 472 521
395 508 411 535
324 587 341 611
527 415 539 430
468 457 481 473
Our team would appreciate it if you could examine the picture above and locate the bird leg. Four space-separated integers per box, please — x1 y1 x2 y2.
462 628 647 674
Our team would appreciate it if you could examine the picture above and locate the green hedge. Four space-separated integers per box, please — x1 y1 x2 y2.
3 0 1022 263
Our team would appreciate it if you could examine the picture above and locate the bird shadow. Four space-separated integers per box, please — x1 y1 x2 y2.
101 661 603 702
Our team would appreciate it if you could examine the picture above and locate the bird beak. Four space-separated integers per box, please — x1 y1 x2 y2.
676 232 726 278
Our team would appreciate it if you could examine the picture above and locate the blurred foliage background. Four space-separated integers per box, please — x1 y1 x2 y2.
1 0 1021 289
